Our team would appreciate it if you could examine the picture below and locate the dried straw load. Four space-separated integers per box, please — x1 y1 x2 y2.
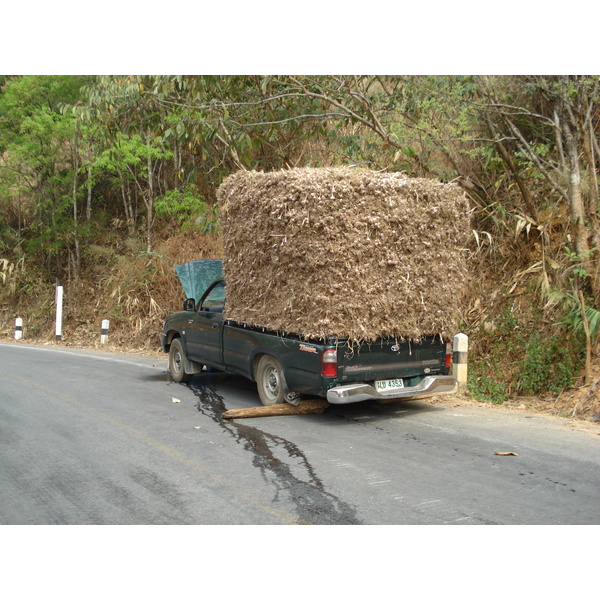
217 167 470 342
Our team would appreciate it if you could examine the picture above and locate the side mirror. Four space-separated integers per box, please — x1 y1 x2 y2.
183 298 195 311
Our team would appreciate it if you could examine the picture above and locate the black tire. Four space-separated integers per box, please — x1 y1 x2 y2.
255 355 287 406
168 338 193 383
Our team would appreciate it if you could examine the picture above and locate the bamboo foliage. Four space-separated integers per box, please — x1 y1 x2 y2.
2 75 600 354
478 75 600 302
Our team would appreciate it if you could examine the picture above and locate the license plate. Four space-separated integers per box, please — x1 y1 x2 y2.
375 378 404 392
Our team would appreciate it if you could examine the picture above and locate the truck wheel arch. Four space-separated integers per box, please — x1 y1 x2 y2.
252 352 265 381
167 334 203 380
254 354 289 406
168 337 193 383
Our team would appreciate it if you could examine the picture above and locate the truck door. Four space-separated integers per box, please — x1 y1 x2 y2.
185 280 226 367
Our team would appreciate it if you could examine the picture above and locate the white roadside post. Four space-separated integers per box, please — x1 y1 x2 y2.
55 284 63 342
14 317 23 340
453 333 468 389
101 319 110 344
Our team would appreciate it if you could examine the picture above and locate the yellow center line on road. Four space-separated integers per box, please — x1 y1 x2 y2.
1 369 306 525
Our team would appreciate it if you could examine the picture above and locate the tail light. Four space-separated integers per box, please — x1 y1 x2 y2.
445 341 452 367
321 349 338 377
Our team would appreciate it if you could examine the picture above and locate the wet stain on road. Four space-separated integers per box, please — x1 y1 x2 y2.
189 379 361 525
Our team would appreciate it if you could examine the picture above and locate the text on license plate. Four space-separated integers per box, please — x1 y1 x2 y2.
375 378 405 392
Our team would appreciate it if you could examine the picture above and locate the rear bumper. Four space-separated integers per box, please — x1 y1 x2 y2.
326 375 457 404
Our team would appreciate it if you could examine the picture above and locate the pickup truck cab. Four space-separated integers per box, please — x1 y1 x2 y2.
161 260 457 406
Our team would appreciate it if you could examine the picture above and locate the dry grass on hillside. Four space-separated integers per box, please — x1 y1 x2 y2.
0 230 223 350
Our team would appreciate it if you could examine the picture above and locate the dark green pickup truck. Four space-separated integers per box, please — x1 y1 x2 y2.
161 260 457 406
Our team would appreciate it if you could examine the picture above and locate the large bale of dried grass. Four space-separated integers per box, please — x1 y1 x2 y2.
217 167 470 342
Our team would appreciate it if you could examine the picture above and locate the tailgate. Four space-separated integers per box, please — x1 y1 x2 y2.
337 337 448 384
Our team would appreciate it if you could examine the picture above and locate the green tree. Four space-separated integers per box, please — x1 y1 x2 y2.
77 76 178 251
0 75 90 276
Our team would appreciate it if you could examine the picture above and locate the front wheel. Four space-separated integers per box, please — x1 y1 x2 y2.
256 355 288 406
168 338 193 383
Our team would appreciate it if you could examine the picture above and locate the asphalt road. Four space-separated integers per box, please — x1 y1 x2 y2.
1 342 599 525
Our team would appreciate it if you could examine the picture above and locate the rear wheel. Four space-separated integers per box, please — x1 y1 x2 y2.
169 338 193 383
256 355 287 406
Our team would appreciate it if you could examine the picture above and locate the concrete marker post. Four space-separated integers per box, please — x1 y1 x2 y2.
453 333 468 389
55 284 63 342
15 317 23 340
101 319 110 344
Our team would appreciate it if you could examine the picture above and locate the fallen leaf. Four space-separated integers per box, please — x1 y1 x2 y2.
171 397 181 403
193 426 202 429
494 451 519 456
